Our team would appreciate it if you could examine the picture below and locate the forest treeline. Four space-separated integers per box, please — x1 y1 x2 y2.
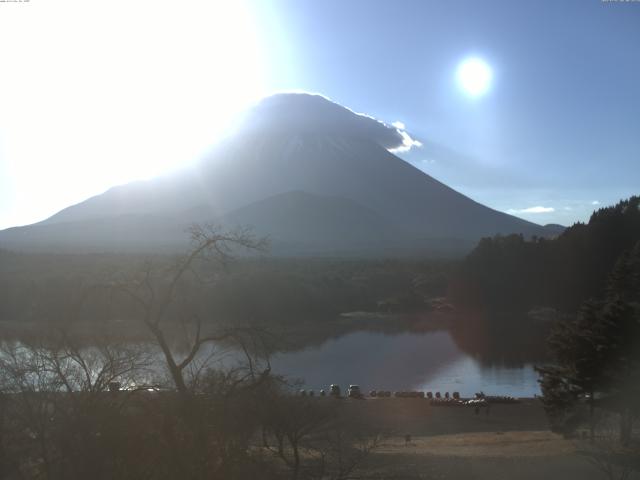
0 249 451 333
451 196 640 313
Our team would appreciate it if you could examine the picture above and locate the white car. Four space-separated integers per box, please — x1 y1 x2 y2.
347 385 363 398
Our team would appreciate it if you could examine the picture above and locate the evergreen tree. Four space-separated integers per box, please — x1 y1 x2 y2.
536 300 611 439
537 241 640 442
600 242 640 444
453 196 640 312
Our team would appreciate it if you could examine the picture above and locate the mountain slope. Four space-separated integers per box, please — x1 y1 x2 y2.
0 93 558 256
220 190 401 255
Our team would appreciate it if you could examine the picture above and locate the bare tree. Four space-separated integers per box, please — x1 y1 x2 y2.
263 393 335 480
312 423 385 480
0 225 279 479
95 224 277 479
113 224 268 395
261 391 386 480
0 332 155 480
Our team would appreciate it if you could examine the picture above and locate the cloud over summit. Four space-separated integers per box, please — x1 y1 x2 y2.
241 93 420 152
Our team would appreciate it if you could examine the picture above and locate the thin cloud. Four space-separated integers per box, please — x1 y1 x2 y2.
507 206 555 214
591 200 600 205
391 129 423 153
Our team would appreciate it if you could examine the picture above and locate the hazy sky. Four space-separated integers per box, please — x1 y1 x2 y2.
1 0 639 229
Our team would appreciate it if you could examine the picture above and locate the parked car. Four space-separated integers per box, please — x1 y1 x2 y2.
347 385 363 398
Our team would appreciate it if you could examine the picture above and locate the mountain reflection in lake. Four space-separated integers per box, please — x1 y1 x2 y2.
266 330 541 397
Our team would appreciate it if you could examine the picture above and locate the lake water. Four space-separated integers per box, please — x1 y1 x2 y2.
267 330 541 397
0 325 542 397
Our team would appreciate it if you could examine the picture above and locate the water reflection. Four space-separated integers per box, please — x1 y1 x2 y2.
0 316 546 397
268 330 541 397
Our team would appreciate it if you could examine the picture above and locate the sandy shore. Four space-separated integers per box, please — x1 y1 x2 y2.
327 398 622 479
341 397 550 436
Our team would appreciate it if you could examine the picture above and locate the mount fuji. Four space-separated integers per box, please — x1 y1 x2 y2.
0 93 561 256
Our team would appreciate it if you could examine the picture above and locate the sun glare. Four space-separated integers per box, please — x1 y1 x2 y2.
456 57 493 98
0 0 266 227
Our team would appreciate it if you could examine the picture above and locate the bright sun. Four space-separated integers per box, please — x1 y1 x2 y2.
0 0 266 228
456 58 493 97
